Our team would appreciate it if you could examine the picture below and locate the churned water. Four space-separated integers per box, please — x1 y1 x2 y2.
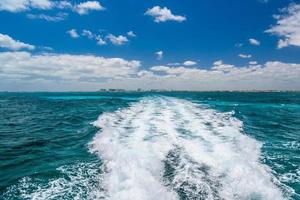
0 92 299 200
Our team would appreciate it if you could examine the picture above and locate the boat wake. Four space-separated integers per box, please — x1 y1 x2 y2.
1 96 289 200
90 96 285 200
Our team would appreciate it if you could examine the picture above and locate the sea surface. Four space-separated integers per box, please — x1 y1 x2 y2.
0 92 299 200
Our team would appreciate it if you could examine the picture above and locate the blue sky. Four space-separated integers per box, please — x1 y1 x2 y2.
0 0 300 91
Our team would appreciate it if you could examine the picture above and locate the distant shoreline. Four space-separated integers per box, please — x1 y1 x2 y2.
1 90 300 93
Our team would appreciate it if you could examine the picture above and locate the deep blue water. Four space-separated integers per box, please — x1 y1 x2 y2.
0 92 299 200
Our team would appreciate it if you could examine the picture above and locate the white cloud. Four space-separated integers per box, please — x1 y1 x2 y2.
145 6 186 23
106 34 128 45
266 3 300 48
74 29 124 46
0 0 28 12
238 54 252 58
0 33 35 50
27 12 68 22
0 51 140 81
80 29 106 45
142 61 300 91
155 50 163 60
0 0 53 12
249 38 261 46
150 66 197 75
127 31 136 37
156 61 299 90
183 60 197 66
249 61 258 65
213 60 223 66
212 60 234 72
277 39 289 49
55 1 72 9
0 51 300 91
74 1 104 15
95 35 106 45
0 0 105 16
151 65 170 72
167 62 181 66
67 29 79 38
30 0 52 9
82 29 94 39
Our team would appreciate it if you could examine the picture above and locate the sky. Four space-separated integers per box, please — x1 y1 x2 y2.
0 0 300 91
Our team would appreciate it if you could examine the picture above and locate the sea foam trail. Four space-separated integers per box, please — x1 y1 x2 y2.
90 96 285 200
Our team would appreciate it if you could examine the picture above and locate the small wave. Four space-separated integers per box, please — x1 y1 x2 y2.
279 167 300 184
1 161 105 200
282 141 300 150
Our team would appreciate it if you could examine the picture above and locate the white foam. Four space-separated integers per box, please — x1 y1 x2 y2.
170 99 284 199
91 96 287 200
2 162 105 200
90 98 178 200
280 167 300 184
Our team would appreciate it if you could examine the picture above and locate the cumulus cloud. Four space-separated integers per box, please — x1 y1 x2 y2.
67 29 79 38
249 38 261 46
95 35 106 45
239 54 252 58
74 1 104 15
183 60 197 66
0 33 35 50
0 0 53 12
0 51 299 91
106 34 128 45
0 0 104 16
266 3 300 48
143 61 300 91
155 51 163 60
145 6 186 23
212 60 234 72
127 31 136 37
0 51 140 81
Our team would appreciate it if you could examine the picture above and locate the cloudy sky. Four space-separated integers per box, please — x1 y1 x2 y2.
0 0 300 91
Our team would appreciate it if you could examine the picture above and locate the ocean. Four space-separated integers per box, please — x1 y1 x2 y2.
0 92 299 200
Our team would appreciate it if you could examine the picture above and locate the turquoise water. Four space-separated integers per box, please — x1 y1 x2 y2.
0 92 299 200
